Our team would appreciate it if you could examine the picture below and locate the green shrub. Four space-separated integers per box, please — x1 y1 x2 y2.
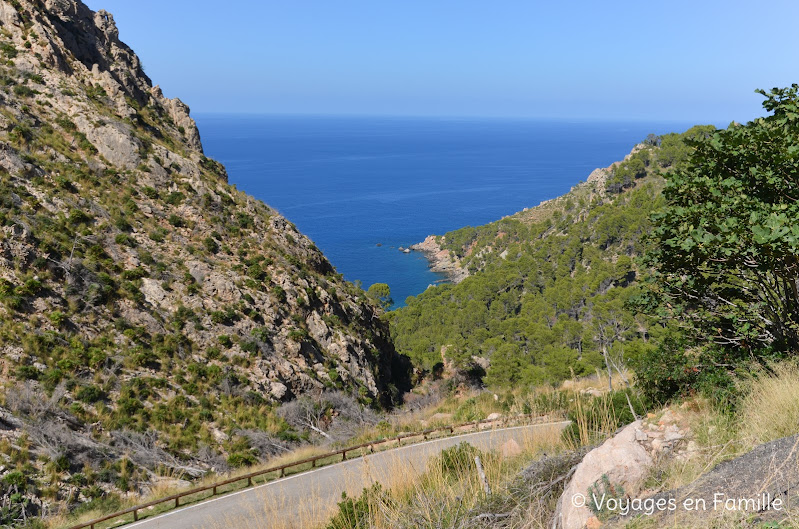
287 329 307 342
433 442 481 478
164 191 185 206
203 236 219 254
141 186 158 199
326 483 388 529
3 470 25 488
67 208 92 225
168 214 184 227
14 365 39 380
15 277 41 297
227 452 257 468
75 384 105 403
48 311 67 328
0 42 17 58
13 84 34 97
148 229 166 242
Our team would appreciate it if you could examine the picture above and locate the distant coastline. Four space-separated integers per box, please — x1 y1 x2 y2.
198 114 694 304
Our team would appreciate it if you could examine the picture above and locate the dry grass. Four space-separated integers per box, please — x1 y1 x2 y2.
208 423 569 529
641 398 744 495
739 361 799 445
49 395 558 529
623 362 799 529
49 380 630 529
640 361 799 509
559 368 634 393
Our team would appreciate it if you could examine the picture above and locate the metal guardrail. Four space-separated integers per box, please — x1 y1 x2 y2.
66 412 554 529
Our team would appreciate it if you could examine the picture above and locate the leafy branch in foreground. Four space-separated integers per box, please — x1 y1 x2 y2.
638 84 799 401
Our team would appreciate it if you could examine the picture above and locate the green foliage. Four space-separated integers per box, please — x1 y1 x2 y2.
0 42 17 58
606 149 650 193
164 191 185 206
433 442 482 478
2 470 25 488
15 365 39 380
640 85 799 401
390 128 710 388
587 474 626 519
326 483 389 529
48 310 68 328
76 384 106 403
12 84 34 97
85 83 107 101
141 186 158 199
226 451 257 468
203 236 219 254
366 282 393 310
392 182 656 384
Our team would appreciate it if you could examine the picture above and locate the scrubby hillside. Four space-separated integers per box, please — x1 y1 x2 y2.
0 0 408 522
390 126 714 387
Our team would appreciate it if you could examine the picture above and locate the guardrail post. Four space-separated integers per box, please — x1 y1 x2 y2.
280 467 285 477
369 444 374 453
133 509 138 521
247 477 252 487
213 485 217 495
342 450 347 461
397 436 402 446
175 497 180 508
311 459 316 468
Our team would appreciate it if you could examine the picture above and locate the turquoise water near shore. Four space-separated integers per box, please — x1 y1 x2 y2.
195 115 699 307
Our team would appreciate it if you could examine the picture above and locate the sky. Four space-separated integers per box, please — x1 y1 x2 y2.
83 0 799 123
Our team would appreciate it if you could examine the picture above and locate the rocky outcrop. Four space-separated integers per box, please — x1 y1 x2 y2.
410 235 469 284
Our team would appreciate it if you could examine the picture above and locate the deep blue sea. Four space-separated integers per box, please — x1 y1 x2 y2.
195 115 698 307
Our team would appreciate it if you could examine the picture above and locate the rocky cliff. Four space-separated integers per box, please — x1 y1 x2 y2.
0 0 408 519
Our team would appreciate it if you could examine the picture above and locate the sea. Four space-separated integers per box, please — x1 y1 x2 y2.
195 115 700 308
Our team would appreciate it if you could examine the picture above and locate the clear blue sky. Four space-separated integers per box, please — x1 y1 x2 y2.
84 0 799 122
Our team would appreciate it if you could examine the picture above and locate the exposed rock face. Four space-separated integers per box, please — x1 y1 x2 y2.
410 235 469 283
0 0 409 515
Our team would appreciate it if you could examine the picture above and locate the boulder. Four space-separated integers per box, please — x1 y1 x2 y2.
555 421 653 529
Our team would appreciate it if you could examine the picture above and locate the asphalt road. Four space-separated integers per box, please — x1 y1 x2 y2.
125 421 570 529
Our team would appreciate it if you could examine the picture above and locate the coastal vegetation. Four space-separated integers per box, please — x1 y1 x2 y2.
1 0 798 527
389 125 714 390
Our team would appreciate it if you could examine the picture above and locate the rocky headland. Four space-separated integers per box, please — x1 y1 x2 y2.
409 235 469 284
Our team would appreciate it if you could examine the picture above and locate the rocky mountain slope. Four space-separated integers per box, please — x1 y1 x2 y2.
0 0 408 520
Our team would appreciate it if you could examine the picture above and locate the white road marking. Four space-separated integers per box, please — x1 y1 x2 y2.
124 421 570 528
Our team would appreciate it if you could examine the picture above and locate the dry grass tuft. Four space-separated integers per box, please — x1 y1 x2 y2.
739 361 799 445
